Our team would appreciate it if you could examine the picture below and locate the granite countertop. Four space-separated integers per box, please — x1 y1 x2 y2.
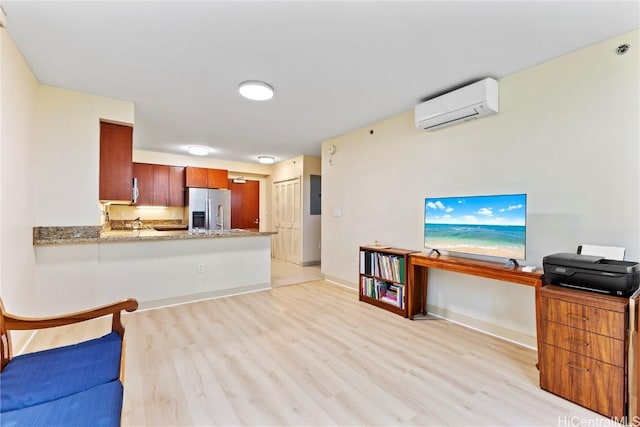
33 226 275 246
99 229 275 243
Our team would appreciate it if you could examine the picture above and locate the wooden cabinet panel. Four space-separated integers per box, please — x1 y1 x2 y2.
152 165 170 206
185 167 228 189
539 320 625 367
168 166 185 207
540 296 626 339
207 168 228 189
99 122 133 201
185 167 208 188
133 163 184 207
132 163 154 206
540 343 625 418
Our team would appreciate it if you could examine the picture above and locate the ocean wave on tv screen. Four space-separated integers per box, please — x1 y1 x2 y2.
424 223 525 258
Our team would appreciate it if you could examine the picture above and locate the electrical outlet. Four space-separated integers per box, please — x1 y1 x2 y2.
198 264 204 273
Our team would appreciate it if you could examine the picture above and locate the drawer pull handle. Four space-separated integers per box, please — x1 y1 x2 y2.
567 363 590 373
567 339 589 347
567 313 589 321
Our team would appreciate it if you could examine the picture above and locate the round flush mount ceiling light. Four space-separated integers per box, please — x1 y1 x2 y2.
239 80 274 101
257 155 276 164
186 145 212 156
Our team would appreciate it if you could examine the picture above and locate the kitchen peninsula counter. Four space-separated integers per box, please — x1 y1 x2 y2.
33 226 275 246
33 226 275 314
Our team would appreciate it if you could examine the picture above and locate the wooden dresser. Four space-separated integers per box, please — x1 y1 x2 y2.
538 285 629 419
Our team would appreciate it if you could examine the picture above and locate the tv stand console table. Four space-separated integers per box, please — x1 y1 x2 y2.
407 253 543 320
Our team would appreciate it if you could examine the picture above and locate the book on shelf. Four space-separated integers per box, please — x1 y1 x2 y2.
360 276 404 309
360 249 407 284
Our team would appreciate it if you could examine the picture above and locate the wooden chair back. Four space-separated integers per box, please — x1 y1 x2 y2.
0 297 138 372
1 298 13 370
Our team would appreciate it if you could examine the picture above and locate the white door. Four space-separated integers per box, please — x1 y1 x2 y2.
273 178 301 264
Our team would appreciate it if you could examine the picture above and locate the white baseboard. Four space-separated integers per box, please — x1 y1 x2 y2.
426 304 537 350
323 275 357 291
327 277 536 349
137 283 272 312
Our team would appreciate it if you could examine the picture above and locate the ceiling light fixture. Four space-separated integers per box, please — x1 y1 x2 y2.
257 155 275 164
186 145 212 156
239 80 274 101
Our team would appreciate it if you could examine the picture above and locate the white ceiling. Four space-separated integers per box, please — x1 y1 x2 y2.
3 1 638 164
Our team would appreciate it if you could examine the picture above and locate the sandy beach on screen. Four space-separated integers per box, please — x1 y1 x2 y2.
430 244 524 260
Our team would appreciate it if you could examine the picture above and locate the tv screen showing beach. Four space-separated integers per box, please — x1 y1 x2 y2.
424 193 527 260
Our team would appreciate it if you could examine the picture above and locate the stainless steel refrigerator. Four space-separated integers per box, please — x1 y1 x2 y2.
186 188 231 231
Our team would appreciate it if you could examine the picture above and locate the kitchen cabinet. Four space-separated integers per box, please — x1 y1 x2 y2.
207 168 228 189
99 122 133 201
133 163 154 205
133 163 185 206
168 166 185 206
185 167 208 188
185 167 228 189
152 165 169 206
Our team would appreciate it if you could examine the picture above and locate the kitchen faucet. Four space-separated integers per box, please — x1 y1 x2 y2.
132 217 142 230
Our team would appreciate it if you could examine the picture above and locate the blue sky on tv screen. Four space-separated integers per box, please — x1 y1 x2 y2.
424 194 526 226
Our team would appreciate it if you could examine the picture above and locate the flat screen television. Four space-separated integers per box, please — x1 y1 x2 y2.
424 193 527 261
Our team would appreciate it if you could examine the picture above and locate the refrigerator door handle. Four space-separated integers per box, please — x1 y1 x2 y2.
204 197 209 230
216 204 224 229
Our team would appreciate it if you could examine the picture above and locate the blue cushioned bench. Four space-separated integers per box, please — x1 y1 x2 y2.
0 298 138 426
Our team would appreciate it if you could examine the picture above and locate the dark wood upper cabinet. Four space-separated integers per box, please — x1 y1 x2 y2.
99 122 133 201
185 166 228 189
168 166 185 206
185 167 208 188
133 163 185 207
152 165 170 206
132 163 154 205
208 168 228 189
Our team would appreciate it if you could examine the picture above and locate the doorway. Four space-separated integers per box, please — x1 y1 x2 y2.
228 179 260 230
272 177 301 264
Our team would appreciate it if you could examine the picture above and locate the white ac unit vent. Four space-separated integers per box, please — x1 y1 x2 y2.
415 78 499 131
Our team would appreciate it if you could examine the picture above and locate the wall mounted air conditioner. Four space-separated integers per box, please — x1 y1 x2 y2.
415 78 499 131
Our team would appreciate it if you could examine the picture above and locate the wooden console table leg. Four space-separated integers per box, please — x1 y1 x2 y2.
421 267 428 316
408 264 428 320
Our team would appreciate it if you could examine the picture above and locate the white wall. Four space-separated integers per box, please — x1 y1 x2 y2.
134 149 273 175
35 86 134 226
302 156 321 265
321 30 640 347
34 236 272 315
0 28 38 326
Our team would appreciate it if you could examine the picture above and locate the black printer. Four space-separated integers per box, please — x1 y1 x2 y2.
543 253 640 297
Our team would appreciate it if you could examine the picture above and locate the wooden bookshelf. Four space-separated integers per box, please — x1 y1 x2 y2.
359 246 420 318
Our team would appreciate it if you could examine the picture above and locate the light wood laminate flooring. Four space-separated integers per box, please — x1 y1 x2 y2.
23 281 610 426
271 257 322 287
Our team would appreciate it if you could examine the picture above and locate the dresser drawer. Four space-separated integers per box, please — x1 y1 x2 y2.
540 296 625 339
539 320 625 367
539 343 625 419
